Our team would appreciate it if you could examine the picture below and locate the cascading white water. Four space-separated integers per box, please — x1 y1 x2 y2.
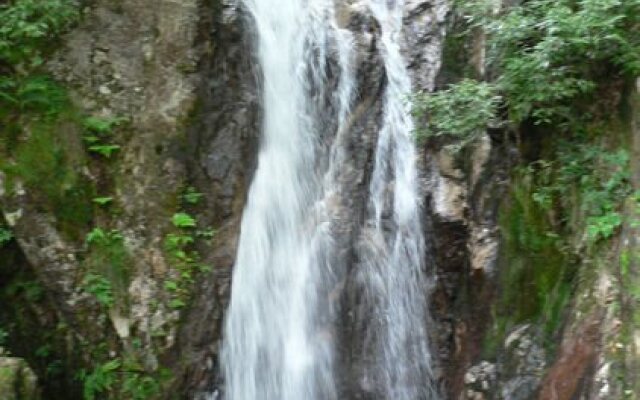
221 0 437 399
221 2 352 399
355 1 437 399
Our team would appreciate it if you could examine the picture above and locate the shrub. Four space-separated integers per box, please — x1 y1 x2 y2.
412 79 500 146
414 0 640 141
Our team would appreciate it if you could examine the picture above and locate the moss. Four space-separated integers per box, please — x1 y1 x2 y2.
2 114 94 241
492 169 575 352
0 365 18 389
83 230 132 311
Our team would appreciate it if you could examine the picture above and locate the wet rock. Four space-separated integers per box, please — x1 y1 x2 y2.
500 325 546 400
463 361 496 399
404 0 449 91
426 131 511 398
461 325 546 400
0 0 512 397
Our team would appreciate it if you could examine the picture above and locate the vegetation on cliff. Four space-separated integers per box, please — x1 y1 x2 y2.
2 0 640 398
417 0 640 137
414 0 640 396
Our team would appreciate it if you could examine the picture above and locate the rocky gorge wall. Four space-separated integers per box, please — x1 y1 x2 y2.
0 0 637 399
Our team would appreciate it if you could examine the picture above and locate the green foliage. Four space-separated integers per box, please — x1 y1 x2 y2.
413 79 500 145
182 187 203 205
0 0 78 118
0 76 69 116
84 228 130 308
83 116 125 158
162 193 215 310
34 344 52 359
3 120 94 237
499 168 572 340
83 116 126 136
530 144 631 245
0 0 93 241
0 0 78 67
163 281 178 292
88 144 121 158
493 136 632 356
586 212 623 241
78 359 120 400
86 228 123 246
8 280 44 302
92 196 114 206
0 227 13 247
415 0 640 140
171 212 196 228
163 230 198 310
164 233 194 250
168 299 186 309
121 371 164 400
82 273 114 307
78 357 169 400
45 360 63 378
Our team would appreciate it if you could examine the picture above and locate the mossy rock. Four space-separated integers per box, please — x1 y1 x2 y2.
0 356 40 400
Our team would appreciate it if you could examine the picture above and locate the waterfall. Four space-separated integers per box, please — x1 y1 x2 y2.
220 0 437 399
354 2 437 398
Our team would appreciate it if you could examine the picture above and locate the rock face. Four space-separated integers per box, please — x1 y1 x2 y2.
0 356 40 400
0 0 510 397
3 0 238 396
2 0 633 399
3 0 454 396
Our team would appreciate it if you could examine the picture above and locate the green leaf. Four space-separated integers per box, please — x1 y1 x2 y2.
182 187 203 204
82 135 100 144
586 212 623 242
164 281 178 291
92 196 113 206
172 212 196 228
86 228 106 245
82 273 114 307
0 227 13 246
412 79 500 146
101 359 121 372
88 144 121 158
196 264 213 273
35 344 52 358
86 228 123 246
164 233 194 251
83 116 126 134
169 298 186 309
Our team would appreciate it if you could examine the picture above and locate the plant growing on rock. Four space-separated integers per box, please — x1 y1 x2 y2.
83 228 130 309
83 116 126 159
414 0 640 142
171 212 197 229
162 190 214 310
82 273 114 307
0 227 13 247
412 79 500 146
0 0 78 115
78 356 170 400
0 0 78 66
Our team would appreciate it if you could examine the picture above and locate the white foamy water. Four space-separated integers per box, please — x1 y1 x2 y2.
220 0 438 399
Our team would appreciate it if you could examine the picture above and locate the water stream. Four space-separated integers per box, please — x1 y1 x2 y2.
221 1 437 399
